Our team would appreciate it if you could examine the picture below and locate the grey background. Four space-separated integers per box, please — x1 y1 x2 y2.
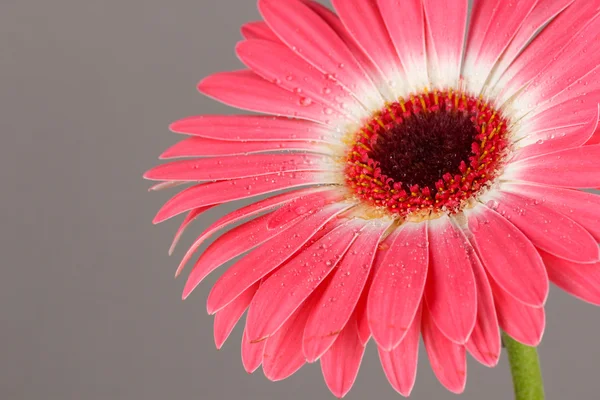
1 0 599 399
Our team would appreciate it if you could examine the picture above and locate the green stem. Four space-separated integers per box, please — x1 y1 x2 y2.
502 332 545 400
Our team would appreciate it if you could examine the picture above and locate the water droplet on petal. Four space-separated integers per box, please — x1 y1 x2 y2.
299 97 313 106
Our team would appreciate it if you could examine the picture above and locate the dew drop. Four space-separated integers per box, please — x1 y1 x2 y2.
299 97 313 106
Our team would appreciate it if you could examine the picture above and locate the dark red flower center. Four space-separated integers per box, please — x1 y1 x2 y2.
345 90 511 218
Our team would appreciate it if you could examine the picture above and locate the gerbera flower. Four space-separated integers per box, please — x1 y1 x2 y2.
145 0 600 396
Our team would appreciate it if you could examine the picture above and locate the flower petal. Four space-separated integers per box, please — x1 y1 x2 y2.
513 108 599 162
237 39 367 122
206 202 353 315
153 171 333 223
147 181 185 192
522 72 600 125
422 306 467 394
588 124 600 145
169 205 217 255
354 231 399 346
241 323 266 374
175 187 333 277
303 219 390 362
486 0 573 89
496 3 600 105
422 0 468 88
183 211 298 300
502 182 600 242
462 246 501 368
483 190 599 263
377 0 428 91
540 250 600 306
258 0 384 110
214 283 258 349
198 70 337 125
302 0 391 100
517 15 600 109
377 306 422 397
504 145 600 189
425 216 477 344
320 316 365 399
368 222 428 351
331 0 406 97
245 219 364 342
463 0 538 94
144 153 331 182
241 21 279 42
489 277 545 346
464 204 548 307
170 115 335 143
160 136 328 159
262 294 318 381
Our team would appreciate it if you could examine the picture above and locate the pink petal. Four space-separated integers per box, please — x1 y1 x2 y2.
502 182 600 242
490 277 545 346
540 250 600 306
354 291 371 346
236 39 366 121
463 0 538 93
588 124 600 145
182 211 299 300
519 87 600 133
258 0 384 109
520 15 600 107
422 0 468 87
147 181 185 192
160 136 327 159
144 153 330 182
422 307 467 394
303 220 391 362
153 171 332 223
263 190 346 231
169 205 217 255
378 306 422 397
262 294 318 381
240 21 279 42
241 323 266 374
425 216 477 344
464 204 548 307
368 222 428 351
214 283 258 349
331 0 405 94
462 244 501 368
513 109 599 162
206 202 353 315
183 190 345 297
245 219 364 342
170 115 335 143
484 190 599 263
175 187 332 277
302 0 390 99
198 70 336 125
525 76 600 128
505 144 600 189
487 0 573 88
497 3 600 103
320 316 365 398
353 231 400 346
377 0 428 90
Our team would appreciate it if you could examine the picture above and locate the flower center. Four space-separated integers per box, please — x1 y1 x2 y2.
344 90 511 219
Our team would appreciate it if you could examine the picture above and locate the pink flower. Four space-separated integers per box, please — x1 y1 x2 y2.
145 0 600 396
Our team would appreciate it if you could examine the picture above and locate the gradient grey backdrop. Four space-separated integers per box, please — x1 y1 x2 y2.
2 1 599 399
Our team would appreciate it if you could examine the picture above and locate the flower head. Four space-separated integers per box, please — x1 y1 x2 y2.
146 0 600 396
